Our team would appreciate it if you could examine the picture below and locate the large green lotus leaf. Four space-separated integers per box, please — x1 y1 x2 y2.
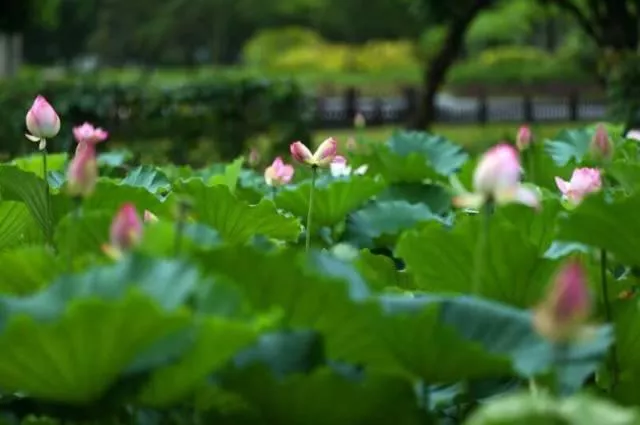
346 200 442 248
0 246 62 295
0 201 35 250
356 250 412 291
275 177 386 227
53 209 112 261
217 366 424 425
396 215 557 308
607 162 640 192
377 183 452 215
138 317 258 407
80 180 171 216
0 291 190 403
611 301 640 384
97 150 134 168
0 166 53 243
207 156 245 193
174 180 300 244
196 247 511 382
11 153 68 178
433 295 612 392
557 193 640 267
120 165 171 195
466 392 640 425
138 221 221 257
369 131 468 183
525 143 574 191
495 199 562 255
544 127 592 166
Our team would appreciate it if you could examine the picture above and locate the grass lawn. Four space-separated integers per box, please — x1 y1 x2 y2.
314 121 586 153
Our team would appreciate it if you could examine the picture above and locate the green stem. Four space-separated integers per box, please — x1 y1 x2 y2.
271 185 278 201
600 248 619 391
174 200 189 256
553 343 567 396
305 166 317 253
69 197 82 272
471 203 492 295
41 146 53 246
527 146 535 183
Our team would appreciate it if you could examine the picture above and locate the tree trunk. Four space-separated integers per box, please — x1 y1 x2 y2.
409 0 493 130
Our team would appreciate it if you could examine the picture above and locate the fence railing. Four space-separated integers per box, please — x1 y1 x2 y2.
313 87 608 128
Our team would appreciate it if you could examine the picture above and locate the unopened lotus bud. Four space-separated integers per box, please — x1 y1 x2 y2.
25 95 60 149
590 123 614 161
354 112 366 129
516 125 532 151
110 203 143 251
67 144 98 198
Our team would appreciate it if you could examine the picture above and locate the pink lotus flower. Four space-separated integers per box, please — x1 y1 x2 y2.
67 143 98 198
625 129 640 141
330 155 368 177
290 137 338 167
143 210 159 223
533 259 591 342
25 95 60 149
73 122 109 146
590 123 613 161
110 203 143 250
264 156 294 186
453 143 540 209
516 125 532 151
555 167 602 206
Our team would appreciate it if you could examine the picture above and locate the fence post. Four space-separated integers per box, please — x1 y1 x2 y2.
402 86 418 126
315 96 327 128
568 92 579 121
344 87 358 128
370 98 384 126
477 92 488 124
522 94 534 122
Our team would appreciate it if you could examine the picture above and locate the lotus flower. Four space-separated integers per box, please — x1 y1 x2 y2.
290 138 338 167
264 156 294 186
25 95 60 149
453 143 540 210
110 204 143 250
67 143 98 198
590 123 613 161
555 168 601 207
516 125 532 151
625 129 640 141
533 259 591 343
73 122 108 147
330 155 368 177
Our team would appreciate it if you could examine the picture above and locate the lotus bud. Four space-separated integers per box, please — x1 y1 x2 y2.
516 125 532 151
264 157 294 186
590 123 614 161
248 148 261 167
25 95 61 149
290 141 314 164
67 144 98 198
354 112 366 129
110 203 143 251
473 144 522 196
345 137 357 151
533 259 591 343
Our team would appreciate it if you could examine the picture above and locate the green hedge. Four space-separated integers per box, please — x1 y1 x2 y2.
0 77 312 161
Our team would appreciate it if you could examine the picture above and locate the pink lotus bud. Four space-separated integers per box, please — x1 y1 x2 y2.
143 210 159 223
73 122 109 146
248 148 261 167
345 137 357 151
590 123 613 161
533 259 591 342
290 141 314 164
110 203 143 251
516 125 532 151
264 156 294 186
554 167 601 207
354 112 366 129
25 95 60 148
473 144 522 195
67 144 98 198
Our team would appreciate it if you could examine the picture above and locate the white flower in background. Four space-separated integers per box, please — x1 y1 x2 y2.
625 129 640 141
330 155 368 177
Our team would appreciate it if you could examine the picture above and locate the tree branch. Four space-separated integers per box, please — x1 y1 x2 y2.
544 0 603 46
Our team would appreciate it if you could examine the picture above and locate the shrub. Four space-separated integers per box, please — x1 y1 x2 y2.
353 40 418 72
242 27 325 68
0 77 312 162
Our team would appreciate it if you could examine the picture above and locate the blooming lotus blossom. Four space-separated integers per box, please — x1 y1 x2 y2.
330 155 368 177
25 95 60 149
625 129 640 141
290 138 338 167
590 123 613 161
73 122 109 147
554 168 601 207
516 125 532 151
143 210 159 223
67 143 98 198
453 143 540 209
110 204 143 250
264 156 294 186
533 259 591 343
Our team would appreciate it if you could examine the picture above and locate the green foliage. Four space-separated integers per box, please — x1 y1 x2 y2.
0 122 635 423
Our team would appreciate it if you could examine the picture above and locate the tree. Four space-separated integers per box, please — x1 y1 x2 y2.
406 0 496 130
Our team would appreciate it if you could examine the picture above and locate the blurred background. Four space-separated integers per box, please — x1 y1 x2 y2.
1 0 639 164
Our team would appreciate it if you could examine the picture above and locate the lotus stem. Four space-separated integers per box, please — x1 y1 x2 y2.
41 145 53 246
600 248 619 391
471 202 492 295
305 166 317 253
